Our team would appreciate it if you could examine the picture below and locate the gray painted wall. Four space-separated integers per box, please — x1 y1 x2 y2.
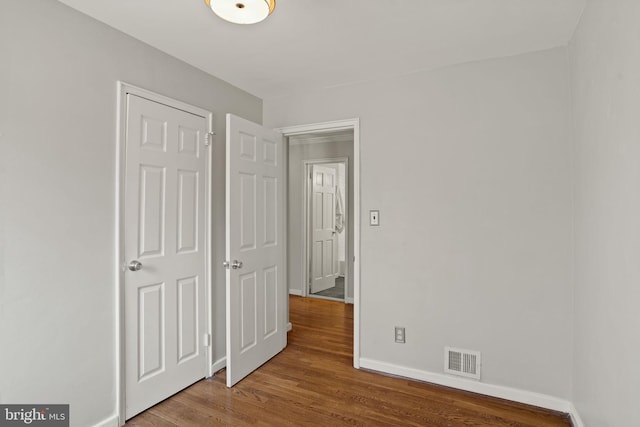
570 0 640 424
0 1 261 425
8 0 635 423
266 48 574 399
288 141 355 300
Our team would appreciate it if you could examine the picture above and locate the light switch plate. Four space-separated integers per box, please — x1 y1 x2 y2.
370 210 380 226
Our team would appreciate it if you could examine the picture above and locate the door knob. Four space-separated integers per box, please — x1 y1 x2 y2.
223 260 243 270
128 260 143 271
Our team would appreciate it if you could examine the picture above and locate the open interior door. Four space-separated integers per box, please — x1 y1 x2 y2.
225 114 286 387
310 164 339 294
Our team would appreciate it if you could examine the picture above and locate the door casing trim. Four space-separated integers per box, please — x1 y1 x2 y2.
115 81 214 425
276 118 361 369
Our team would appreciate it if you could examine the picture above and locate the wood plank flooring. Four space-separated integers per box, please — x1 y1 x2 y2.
126 296 572 426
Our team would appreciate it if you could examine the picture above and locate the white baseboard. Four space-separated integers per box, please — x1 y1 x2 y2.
93 414 119 427
359 358 573 415
345 297 354 304
568 403 584 427
287 322 293 331
289 289 303 296
211 357 226 375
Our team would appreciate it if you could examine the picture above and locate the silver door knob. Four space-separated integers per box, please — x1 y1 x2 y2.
223 260 243 269
128 260 143 271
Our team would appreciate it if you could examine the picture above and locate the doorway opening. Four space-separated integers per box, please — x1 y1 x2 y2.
278 119 361 368
304 160 349 302
287 132 352 303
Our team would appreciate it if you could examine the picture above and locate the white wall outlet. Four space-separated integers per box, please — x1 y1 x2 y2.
370 210 380 226
395 326 405 343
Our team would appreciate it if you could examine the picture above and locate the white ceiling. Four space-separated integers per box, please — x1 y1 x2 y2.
56 0 585 100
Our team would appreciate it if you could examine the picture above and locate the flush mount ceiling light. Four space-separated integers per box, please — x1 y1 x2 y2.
204 0 276 24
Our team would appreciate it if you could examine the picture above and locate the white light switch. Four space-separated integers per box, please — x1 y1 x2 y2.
370 210 380 226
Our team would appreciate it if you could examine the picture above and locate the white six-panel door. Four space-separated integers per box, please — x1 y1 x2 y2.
310 165 339 294
226 114 285 387
124 94 208 419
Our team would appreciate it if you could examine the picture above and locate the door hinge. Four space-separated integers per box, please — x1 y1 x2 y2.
205 131 215 147
203 333 211 347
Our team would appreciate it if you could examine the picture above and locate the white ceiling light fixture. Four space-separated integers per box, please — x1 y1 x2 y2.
204 0 275 25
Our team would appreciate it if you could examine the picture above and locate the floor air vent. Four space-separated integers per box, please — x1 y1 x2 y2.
444 347 481 380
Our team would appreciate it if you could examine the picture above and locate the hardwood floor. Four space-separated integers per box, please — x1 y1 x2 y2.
126 296 572 426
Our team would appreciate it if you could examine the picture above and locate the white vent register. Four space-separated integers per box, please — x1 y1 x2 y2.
445 347 481 380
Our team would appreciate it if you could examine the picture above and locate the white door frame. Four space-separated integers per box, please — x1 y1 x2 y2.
276 118 361 369
115 81 214 424
302 158 349 302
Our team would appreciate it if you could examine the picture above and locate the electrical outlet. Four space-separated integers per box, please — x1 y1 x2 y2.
395 326 405 343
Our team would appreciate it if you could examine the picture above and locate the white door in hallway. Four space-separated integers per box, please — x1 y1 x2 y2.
124 94 209 419
310 165 339 294
225 114 286 387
